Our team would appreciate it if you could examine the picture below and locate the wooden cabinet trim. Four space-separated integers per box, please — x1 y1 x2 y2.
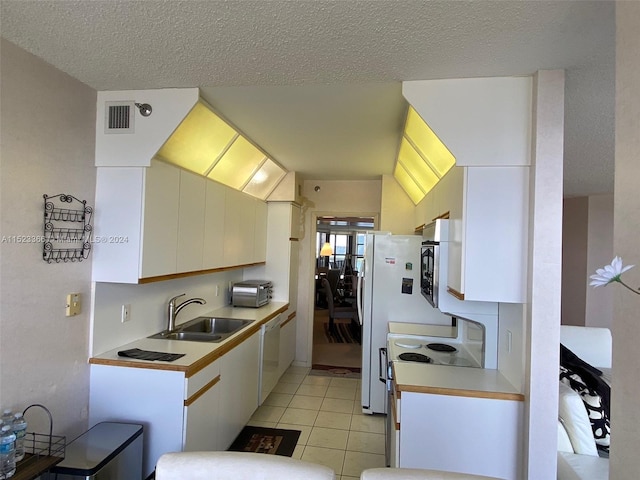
447 286 465 301
89 303 290 375
138 262 266 284
280 312 296 328
396 382 525 402
185 375 221 407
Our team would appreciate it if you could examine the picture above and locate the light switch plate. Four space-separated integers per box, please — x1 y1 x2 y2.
66 293 81 316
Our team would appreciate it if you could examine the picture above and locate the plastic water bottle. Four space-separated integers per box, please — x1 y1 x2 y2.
0 412 11 426
0 424 16 479
11 414 26 462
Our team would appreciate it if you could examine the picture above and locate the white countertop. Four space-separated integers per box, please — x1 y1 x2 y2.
89 302 288 373
389 321 524 401
393 361 524 401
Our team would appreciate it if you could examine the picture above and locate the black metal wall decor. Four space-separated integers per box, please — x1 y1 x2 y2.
43 194 93 263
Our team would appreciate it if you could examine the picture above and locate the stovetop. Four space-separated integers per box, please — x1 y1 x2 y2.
388 333 481 368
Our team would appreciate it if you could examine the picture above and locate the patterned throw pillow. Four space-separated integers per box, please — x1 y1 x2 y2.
559 365 610 450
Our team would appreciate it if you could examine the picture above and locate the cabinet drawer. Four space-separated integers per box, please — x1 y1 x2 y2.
185 359 220 400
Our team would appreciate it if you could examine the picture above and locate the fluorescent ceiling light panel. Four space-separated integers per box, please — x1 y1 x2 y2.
155 99 288 199
207 136 266 190
397 138 439 191
404 107 456 177
157 102 237 175
243 158 287 199
393 106 456 205
394 163 424 205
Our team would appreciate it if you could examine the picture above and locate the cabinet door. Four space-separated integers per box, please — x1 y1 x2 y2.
278 314 296 377
238 195 256 265
399 392 522 479
253 200 268 263
140 160 180 278
219 331 260 448
460 167 528 302
184 375 221 452
289 203 301 239
177 170 206 273
223 188 244 267
203 180 226 269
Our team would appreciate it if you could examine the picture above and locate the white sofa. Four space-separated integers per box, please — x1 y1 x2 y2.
155 451 335 480
154 452 501 479
557 325 611 480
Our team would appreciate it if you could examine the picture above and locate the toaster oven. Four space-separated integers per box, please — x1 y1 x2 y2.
232 280 273 308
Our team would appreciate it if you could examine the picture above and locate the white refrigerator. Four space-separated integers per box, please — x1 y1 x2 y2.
358 232 452 414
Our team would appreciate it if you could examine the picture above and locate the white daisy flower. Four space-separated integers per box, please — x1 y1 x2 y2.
590 256 639 295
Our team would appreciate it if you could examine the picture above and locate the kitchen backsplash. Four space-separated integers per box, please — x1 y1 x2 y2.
91 270 243 355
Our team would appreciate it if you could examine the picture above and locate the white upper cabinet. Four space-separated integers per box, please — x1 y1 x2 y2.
447 166 529 303
140 160 181 278
202 180 226 270
253 201 268 264
176 170 206 273
93 159 267 283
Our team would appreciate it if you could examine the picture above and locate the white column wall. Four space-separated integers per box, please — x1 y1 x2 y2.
611 4 640 477
524 70 565 479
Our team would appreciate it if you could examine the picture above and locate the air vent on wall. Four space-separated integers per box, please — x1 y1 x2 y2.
105 101 135 134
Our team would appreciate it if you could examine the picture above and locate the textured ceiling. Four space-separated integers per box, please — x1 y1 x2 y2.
0 0 616 195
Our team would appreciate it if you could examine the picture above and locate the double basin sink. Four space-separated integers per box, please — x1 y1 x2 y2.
149 316 253 343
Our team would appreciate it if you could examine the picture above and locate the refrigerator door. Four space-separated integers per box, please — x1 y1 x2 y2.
361 233 451 414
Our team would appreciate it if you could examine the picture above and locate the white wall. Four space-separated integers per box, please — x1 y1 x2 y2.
91 271 242 355
380 174 415 234
95 88 198 167
497 303 526 393
296 179 383 366
562 197 589 326
611 5 640 476
560 194 614 329
403 76 532 167
0 39 96 438
524 70 565 479
585 194 614 329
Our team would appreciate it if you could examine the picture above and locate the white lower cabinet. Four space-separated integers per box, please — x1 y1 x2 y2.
278 314 296 378
183 361 222 452
218 331 260 448
89 332 260 478
396 391 523 479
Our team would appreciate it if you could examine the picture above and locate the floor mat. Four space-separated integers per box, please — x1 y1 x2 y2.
310 364 361 378
228 426 301 457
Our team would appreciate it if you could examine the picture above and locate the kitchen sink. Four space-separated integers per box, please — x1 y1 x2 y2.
148 317 254 343
180 317 253 335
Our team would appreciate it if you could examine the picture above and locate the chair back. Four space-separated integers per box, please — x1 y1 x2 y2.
321 277 336 314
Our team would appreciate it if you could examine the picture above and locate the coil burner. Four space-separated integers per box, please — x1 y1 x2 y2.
398 352 433 363
426 343 457 353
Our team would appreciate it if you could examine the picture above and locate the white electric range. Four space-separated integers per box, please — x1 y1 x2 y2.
387 317 486 369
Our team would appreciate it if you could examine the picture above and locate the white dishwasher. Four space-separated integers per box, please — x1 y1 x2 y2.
258 315 281 405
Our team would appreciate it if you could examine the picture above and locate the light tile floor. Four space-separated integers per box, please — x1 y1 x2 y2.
247 365 386 479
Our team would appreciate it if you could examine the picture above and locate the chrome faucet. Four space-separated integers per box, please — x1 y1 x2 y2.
167 293 206 332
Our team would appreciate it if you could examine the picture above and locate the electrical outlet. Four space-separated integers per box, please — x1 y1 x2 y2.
65 293 81 316
121 304 131 323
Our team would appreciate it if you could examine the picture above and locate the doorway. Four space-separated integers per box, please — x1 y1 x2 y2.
311 216 375 373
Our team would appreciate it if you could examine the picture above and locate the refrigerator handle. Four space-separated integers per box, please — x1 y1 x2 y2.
378 347 388 384
356 270 364 326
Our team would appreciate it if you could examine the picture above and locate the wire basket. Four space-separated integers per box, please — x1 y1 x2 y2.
12 404 65 480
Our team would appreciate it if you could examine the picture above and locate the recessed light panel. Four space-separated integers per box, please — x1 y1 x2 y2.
393 106 456 204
